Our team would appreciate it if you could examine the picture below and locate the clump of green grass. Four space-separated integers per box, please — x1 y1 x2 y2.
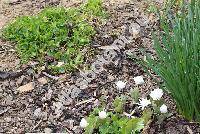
2 0 106 73
136 1 200 122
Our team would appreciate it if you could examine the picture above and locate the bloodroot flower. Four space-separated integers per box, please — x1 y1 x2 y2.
160 104 168 113
133 76 145 85
80 118 89 128
99 111 107 119
150 88 163 100
115 81 126 90
138 98 151 110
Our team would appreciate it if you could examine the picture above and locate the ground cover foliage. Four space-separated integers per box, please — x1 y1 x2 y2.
83 94 152 134
2 0 107 73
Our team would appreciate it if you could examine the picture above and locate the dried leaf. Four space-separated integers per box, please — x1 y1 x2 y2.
16 82 34 93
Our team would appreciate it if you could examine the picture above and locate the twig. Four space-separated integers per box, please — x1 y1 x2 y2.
42 72 60 80
31 120 42 131
75 98 96 106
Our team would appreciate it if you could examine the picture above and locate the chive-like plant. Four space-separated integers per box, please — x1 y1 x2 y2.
140 1 200 122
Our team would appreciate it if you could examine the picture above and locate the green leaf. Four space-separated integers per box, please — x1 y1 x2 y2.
130 87 140 103
121 118 144 134
142 109 153 125
84 116 98 134
113 96 126 113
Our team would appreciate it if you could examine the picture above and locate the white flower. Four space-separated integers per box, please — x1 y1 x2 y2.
150 88 163 100
138 98 151 110
80 118 88 128
116 81 126 90
133 76 144 85
160 104 168 113
99 111 107 119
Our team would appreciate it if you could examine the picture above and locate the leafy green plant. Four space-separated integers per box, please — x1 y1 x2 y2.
136 1 200 122
82 0 107 18
2 0 106 73
84 109 147 134
82 95 153 134
81 85 172 133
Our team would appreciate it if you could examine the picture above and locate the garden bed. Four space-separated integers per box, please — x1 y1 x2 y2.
0 0 199 133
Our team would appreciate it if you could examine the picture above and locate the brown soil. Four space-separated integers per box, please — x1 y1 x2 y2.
0 0 199 133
